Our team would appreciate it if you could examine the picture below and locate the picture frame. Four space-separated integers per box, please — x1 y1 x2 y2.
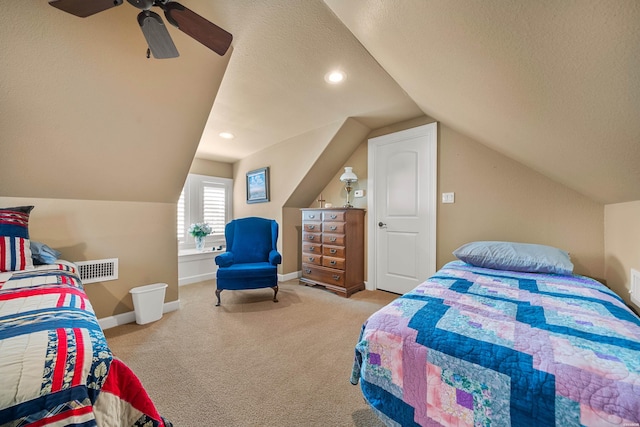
246 167 270 204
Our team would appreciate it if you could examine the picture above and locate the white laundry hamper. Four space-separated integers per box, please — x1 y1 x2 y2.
129 283 168 325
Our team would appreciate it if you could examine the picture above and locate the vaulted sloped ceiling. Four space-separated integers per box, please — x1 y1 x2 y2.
324 0 640 204
2 1 638 206
196 0 423 163
0 2 230 203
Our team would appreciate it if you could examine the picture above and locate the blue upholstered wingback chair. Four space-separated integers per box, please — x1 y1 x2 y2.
214 217 282 306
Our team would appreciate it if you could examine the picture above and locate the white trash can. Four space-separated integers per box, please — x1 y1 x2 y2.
129 283 168 325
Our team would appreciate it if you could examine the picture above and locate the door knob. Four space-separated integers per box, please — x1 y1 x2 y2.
378 221 387 228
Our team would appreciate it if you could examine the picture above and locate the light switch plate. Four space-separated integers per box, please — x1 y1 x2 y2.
442 192 455 203
354 189 364 198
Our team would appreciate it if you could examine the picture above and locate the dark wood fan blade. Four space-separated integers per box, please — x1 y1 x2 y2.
49 0 124 18
162 2 232 56
138 11 179 59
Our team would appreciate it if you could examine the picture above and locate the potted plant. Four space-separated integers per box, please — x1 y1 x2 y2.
188 222 212 251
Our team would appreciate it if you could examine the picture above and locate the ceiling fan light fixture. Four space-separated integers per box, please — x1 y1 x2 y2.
325 70 346 84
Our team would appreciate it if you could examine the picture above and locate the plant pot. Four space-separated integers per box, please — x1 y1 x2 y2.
195 235 206 251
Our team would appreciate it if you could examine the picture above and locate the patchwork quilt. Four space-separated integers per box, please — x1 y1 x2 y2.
0 262 167 427
351 261 640 426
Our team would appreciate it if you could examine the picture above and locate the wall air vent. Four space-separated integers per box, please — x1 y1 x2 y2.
631 268 640 307
76 258 119 284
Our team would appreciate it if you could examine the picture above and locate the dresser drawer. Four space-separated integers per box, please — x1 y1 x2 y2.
302 264 345 287
303 254 322 265
303 222 321 232
323 211 345 222
303 232 321 242
323 256 344 270
303 211 322 221
323 245 344 257
303 242 322 255
323 222 345 233
322 234 345 246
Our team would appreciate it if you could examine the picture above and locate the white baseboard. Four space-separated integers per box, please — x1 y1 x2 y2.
179 272 216 286
279 270 301 282
98 299 180 330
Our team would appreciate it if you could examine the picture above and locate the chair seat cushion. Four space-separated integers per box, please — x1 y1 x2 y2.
216 262 277 280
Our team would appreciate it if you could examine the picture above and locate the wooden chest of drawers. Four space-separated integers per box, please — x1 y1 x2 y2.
300 208 365 297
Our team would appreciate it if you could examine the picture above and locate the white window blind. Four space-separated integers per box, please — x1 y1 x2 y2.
202 184 226 234
177 174 232 250
177 188 185 241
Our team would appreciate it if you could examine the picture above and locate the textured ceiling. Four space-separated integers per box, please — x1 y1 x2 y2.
194 0 422 162
3 1 638 205
200 0 640 204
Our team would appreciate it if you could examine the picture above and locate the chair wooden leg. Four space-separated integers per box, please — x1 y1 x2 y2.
272 285 278 303
215 289 222 306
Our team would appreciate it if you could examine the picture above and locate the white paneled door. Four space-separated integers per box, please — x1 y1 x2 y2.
368 123 437 294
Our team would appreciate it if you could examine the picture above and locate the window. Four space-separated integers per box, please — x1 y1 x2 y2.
177 174 232 250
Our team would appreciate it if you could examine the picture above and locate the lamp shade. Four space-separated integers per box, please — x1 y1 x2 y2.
340 167 358 183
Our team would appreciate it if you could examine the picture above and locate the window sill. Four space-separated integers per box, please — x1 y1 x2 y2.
179 248 224 258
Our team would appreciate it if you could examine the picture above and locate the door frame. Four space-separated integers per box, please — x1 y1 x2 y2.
366 122 438 291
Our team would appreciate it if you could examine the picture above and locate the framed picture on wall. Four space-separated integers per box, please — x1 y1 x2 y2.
246 167 270 204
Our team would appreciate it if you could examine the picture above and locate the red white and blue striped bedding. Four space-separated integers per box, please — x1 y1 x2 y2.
0 261 167 426
351 261 640 426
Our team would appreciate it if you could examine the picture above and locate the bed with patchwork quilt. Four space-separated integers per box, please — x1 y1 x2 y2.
0 261 169 426
351 257 640 426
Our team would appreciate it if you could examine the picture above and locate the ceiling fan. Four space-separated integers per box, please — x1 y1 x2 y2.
49 0 232 59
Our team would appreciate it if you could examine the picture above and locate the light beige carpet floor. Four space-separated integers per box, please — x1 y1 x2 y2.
104 280 398 426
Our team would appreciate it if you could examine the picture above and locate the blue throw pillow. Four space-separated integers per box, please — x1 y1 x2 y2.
30 241 62 265
453 241 574 275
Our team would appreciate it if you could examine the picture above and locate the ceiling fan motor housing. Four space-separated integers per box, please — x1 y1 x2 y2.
126 0 154 10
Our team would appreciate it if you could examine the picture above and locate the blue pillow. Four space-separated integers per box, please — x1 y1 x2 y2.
453 241 574 275
30 241 62 265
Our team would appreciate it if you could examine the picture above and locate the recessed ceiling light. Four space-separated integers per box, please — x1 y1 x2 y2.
219 132 235 139
325 70 346 84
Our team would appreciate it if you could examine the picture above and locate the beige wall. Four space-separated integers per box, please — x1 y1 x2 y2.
313 117 605 283
0 197 177 319
0 3 229 205
605 201 640 309
1 3 230 321
232 121 348 274
437 124 604 278
189 158 234 179
310 142 369 211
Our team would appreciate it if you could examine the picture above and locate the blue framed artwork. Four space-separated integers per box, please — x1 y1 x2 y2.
246 167 270 204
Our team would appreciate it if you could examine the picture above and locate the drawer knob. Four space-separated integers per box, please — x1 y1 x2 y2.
305 269 312 274
329 249 337 254
309 246 315 251
308 235 315 240
330 226 337 230
332 275 341 280
309 214 316 219
308 225 315 230
308 257 315 262
330 214 337 219
330 260 336 265
330 237 337 242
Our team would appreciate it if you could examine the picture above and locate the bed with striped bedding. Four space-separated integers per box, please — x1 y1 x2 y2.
0 261 168 427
